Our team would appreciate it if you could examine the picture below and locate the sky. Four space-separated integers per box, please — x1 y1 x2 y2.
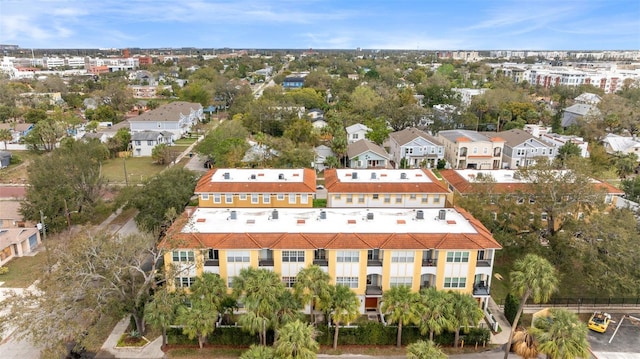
1 0 639 50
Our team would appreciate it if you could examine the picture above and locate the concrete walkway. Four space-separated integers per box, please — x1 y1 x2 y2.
96 318 165 359
487 296 512 346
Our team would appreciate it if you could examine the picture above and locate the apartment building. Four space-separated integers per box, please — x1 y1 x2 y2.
324 169 451 208
194 168 316 208
159 206 501 313
437 130 505 170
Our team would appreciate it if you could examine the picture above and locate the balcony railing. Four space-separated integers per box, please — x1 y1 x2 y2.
258 259 274 266
421 259 437 267
476 259 492 267
473 283 490 296
204 259 219 266
313 258 328 266
367 259 383 266
366 285 383 295
420 281 435 289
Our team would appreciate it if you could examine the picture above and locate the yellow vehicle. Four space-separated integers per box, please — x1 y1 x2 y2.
588 312 611 333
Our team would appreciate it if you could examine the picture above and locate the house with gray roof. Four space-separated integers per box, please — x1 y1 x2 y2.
492 129 555 168
346 123 371 143
130 130 174 157
561 103 600 128
389 127 444 169
128 101 203 139
347 139 390 169
602 133 640 157
437 129 505 170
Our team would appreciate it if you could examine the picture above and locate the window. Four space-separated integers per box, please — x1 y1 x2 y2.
227 276 236 288
334 194 341 200
410 194 417 200
175 277 196 288
541 212 548 221
135 141 141 146
239 194 247 201
300 194 308 204
213 194 221 204
446 251 469 263
225 194 233 203
422 195 428 203
282 250 304 262
517 197 525 204
405 148 413 154
529 197 535 204
227 251 250 262
201 194 209 201
289 194 297 204
390 277 413 287
353 134 359 140
172 250 194 262
431 147 436 154
147 140 154 146
373 194 379 200
473 147 478 154
263 194 270 204
483 147 488 154
336 277 358 288
277 194 284 201
337 251 359 263
346 194 353 203
444 277 467 288
358 194 365 203
517 149 525 156
395 194 402 203
384 194 391 203
251 194 259 204
391 251 415 263
282 276 297 288
433 194 440 203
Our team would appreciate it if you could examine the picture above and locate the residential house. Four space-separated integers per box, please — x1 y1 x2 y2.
0 123 34 143
128 101 203 139
346 123 371 143
81 132 109 144
388 128 444 169
602 133 640 157
130 130 174 157
306 109 327 129
347 140 390 169
159 205 501 314
324 168 451 208
574 92 602 105
437 130 505 170
314 145 335 171
194 168 316 208
0 151 10 168
283 76 305 89
539 133 589 158
492 129 556 169
561 103 600 129
0 227 41 266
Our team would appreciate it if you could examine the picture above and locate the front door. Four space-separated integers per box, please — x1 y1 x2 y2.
365 297 378 309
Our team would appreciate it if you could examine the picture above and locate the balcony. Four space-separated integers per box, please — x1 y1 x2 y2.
204 259 219 266
473 283 490 296
421 258 437 267
476 259 492 267
313 258 328 266
367 259 383 266
258 259 274 267
366 285 383 295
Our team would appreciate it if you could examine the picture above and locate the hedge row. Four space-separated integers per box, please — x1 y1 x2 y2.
167 323 490 347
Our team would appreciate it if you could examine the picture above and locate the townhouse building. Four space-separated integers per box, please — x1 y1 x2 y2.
539 133 589 158
324 168 451 208
128 101 203 139
194 168 316 208
491 129 556 169
388 128 444 169
437 130 505 170
130 130 174 157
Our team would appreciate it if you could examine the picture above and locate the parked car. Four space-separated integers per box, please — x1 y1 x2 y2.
588 311 611 333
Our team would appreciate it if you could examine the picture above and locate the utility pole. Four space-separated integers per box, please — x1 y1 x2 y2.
39 210 51 273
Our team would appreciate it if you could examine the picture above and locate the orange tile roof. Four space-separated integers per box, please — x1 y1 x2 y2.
324 168 450 194
195 168 316 193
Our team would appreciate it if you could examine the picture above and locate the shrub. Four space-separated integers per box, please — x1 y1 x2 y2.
504 293 520 325
0 266 8 275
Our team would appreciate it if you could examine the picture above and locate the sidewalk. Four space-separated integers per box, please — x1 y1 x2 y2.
96 318 165 359
487 296 511 346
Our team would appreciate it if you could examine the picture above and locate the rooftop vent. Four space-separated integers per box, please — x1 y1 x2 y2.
438 209 446 221
397 219 406 224
272 209 279 220
401 172 407 180
223 172 230 180
319 210 327 220
246 219 255 224
416 210 424 220
278 173 285 180
297 219 306 225
366 212 374 220
352 172 358 179
371 172 377 179
229 210 237 220
347 219 356 224
250 174 256 180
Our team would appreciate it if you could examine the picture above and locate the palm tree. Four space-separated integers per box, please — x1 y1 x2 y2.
449 291 484 348
328 284 360 349
511 328 539 359
274 319 319 359
381 285 421 348
406 340 447 359
294 265 331 325
504 254 559 359
177 301 218 349
190 272 227 309
272 290 303 335
240 344 274 359
0 128 11 150
418 287 454 341
233 267 285 345
533 309 590 359
143 287 185 347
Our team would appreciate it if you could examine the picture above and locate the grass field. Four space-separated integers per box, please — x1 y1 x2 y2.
0 151 41 183
0 253 45 287
102 157 168 184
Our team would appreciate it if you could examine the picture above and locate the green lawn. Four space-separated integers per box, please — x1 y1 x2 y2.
102 157 168 184
0 253 45 287
175 138 197 146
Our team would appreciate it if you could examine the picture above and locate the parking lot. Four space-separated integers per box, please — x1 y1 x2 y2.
589 313 640 358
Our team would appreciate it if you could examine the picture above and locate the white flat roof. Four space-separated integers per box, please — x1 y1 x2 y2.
210 168 305 183
335 169 433 183
455 169 526 184
183 207 477 234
